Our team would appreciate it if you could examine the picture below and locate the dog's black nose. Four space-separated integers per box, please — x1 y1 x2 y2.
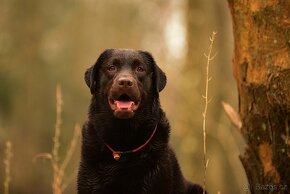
118 77 133 87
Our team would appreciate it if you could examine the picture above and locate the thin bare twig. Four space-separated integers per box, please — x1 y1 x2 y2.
4 141 13 194
202 31 217 194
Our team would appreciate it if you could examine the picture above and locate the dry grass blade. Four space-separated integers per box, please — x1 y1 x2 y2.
4 141 13 194
53 84 63 164
33 153 53 161
50 84 64 194
59 124 81 183
34 85 81 194
202 31 217 194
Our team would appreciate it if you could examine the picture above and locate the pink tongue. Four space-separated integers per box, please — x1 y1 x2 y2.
115 101 134 109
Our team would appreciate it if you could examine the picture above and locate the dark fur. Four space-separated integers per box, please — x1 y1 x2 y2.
78 49 205 194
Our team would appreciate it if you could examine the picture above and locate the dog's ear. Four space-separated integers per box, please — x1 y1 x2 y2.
84 49 113 94
139 51 167 94
154 65 167 93
84 66 93 88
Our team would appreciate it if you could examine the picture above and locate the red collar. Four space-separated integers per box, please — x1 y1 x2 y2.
105 125 158 161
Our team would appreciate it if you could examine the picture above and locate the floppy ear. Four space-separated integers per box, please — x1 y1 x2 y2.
84 66 92 88
154 65 167 93
139 51 167 94
84 49 113 94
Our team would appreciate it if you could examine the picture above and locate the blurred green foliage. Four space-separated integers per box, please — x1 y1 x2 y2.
0 0 247 193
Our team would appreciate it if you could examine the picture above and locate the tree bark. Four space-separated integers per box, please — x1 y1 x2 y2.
228 0 290 193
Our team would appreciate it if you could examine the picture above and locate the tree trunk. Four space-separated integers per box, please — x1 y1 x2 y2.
227 1 290 193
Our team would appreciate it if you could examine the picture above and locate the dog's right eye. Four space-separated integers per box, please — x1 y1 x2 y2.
136 66 145 72
107 65 116 72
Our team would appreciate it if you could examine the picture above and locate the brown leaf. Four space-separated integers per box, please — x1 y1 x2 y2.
222 101 242 129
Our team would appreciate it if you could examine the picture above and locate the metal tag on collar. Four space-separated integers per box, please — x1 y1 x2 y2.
113 152 121 161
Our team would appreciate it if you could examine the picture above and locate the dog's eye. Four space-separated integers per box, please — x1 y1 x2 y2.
108 65 116 72
136 66 145 72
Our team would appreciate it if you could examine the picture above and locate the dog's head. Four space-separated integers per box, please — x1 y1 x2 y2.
85 49 166 119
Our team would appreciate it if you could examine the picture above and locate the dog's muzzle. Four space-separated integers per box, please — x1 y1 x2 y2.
108 74 141 119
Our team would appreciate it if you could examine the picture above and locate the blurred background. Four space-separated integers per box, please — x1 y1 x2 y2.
0 0 248 193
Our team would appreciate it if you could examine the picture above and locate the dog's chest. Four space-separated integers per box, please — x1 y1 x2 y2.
95 159 158 193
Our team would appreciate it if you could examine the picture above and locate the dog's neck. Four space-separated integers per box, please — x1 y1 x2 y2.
99 114 159 150
104 124 158 160
88 95 166 150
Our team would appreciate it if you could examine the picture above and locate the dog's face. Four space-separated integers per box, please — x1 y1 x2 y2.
85 49 166 119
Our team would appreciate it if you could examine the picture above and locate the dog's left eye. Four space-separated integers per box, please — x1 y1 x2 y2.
136 66 145 72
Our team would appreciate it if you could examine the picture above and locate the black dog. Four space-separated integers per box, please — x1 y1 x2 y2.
78 49 205 194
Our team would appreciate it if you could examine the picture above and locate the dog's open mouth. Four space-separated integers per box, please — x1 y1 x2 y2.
108 94 140 118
